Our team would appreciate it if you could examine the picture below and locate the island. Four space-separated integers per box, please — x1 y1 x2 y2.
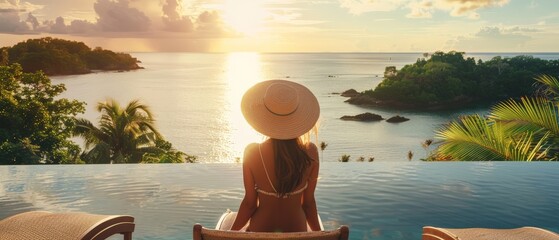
344 51 559 110
0 37 142 75
386 115 409 123
340 112 384 122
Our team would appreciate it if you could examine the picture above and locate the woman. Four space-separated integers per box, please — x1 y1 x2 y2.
230 79 321 232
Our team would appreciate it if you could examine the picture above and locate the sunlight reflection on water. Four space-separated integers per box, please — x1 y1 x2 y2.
223 52 266 163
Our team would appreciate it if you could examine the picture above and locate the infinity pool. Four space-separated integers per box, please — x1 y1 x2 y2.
1 162 558 240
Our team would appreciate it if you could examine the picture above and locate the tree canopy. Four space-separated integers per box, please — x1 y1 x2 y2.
1 63 194 164
363 51 559 109
0 64 85 164
73 99 195 164
1 37 142 75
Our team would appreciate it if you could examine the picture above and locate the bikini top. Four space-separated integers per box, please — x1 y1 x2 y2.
255 144 308 199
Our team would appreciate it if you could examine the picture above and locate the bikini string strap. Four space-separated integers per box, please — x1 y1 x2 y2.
259 144 278 194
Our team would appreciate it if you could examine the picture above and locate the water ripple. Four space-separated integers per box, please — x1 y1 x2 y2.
1 162 559 240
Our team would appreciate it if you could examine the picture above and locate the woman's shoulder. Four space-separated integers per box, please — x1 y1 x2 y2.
245 142 260 151
243 143 260 162
304 142 319 162
305 142 318 152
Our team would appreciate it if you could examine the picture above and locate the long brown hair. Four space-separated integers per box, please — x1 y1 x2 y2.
271 138 314 197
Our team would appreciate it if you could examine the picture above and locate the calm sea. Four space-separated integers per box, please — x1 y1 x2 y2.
52 52 559 162
1 163 558 240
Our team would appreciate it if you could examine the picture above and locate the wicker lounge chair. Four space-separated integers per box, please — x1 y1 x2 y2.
422 226 559 240
193 224 349 240
0 211 135 240
193 210 349 240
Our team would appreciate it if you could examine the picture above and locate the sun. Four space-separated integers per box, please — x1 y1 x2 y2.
223 0 266 36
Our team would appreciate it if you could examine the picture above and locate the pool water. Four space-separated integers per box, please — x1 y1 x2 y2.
1 162 558 240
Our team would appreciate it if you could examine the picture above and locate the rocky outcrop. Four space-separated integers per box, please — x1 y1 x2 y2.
386 115 410 123
340 89 359 97
340 112 384 122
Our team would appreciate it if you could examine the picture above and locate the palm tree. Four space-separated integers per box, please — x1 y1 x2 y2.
320 141 328 161
339 154 350 162
421 139 433 159
434 75 559 161
74 99 163 163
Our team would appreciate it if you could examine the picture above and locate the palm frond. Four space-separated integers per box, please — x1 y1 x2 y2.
74 98 164 163
534 74 559 100
435 114 550 161
508 131 550 161
82 142 111 164
490 97 559 137
125 99 155 120
435 115 505 160
73 118 103 150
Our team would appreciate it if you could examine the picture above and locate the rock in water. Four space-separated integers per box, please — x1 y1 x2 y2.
341 89 359 97
386 115 410 123
341 112 384 122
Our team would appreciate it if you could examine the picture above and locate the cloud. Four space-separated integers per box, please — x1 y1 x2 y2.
49 16 67 33
339 0 510 19
426 0 510 19
161 0 194 32
0 0 42 33
406 0 434 18
0 0 42 12
196 10 229 37
0 0 232 37
339 0 407 15
67 19 98 34
25 12 38 29
162 0 181 20
93 0 151 32
446 26 532 51
0 8 24 13
438 0 510 19
0 8 29 33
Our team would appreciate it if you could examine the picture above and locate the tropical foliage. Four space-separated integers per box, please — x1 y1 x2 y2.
339 154 350 162
1 37 141 75
433 75 559 161
74 99 195 163
364 51 559 109
0 64 85 164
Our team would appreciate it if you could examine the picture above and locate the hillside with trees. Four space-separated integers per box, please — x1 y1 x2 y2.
346 51 559 110
0 64 85 164
0 37 142 75
1 64 193 164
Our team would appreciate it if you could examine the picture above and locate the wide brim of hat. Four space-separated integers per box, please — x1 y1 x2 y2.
241 79 320 140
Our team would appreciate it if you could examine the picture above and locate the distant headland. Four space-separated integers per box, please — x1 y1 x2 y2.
342 51 559 111
0 37 142 76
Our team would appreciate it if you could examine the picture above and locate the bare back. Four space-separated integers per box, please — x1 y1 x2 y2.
235 139 320 232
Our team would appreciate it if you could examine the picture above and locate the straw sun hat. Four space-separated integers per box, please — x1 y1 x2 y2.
241 79 320 140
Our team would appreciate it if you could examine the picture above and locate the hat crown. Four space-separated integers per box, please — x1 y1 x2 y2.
241 79 319 140
263 83 299 116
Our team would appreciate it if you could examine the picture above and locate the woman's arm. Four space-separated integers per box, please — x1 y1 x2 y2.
302 143 321 231
231 145 258 231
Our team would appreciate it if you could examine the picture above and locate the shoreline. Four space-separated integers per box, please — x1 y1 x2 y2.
342 91 482 111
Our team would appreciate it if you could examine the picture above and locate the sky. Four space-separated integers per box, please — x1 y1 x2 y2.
0 0 558 53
